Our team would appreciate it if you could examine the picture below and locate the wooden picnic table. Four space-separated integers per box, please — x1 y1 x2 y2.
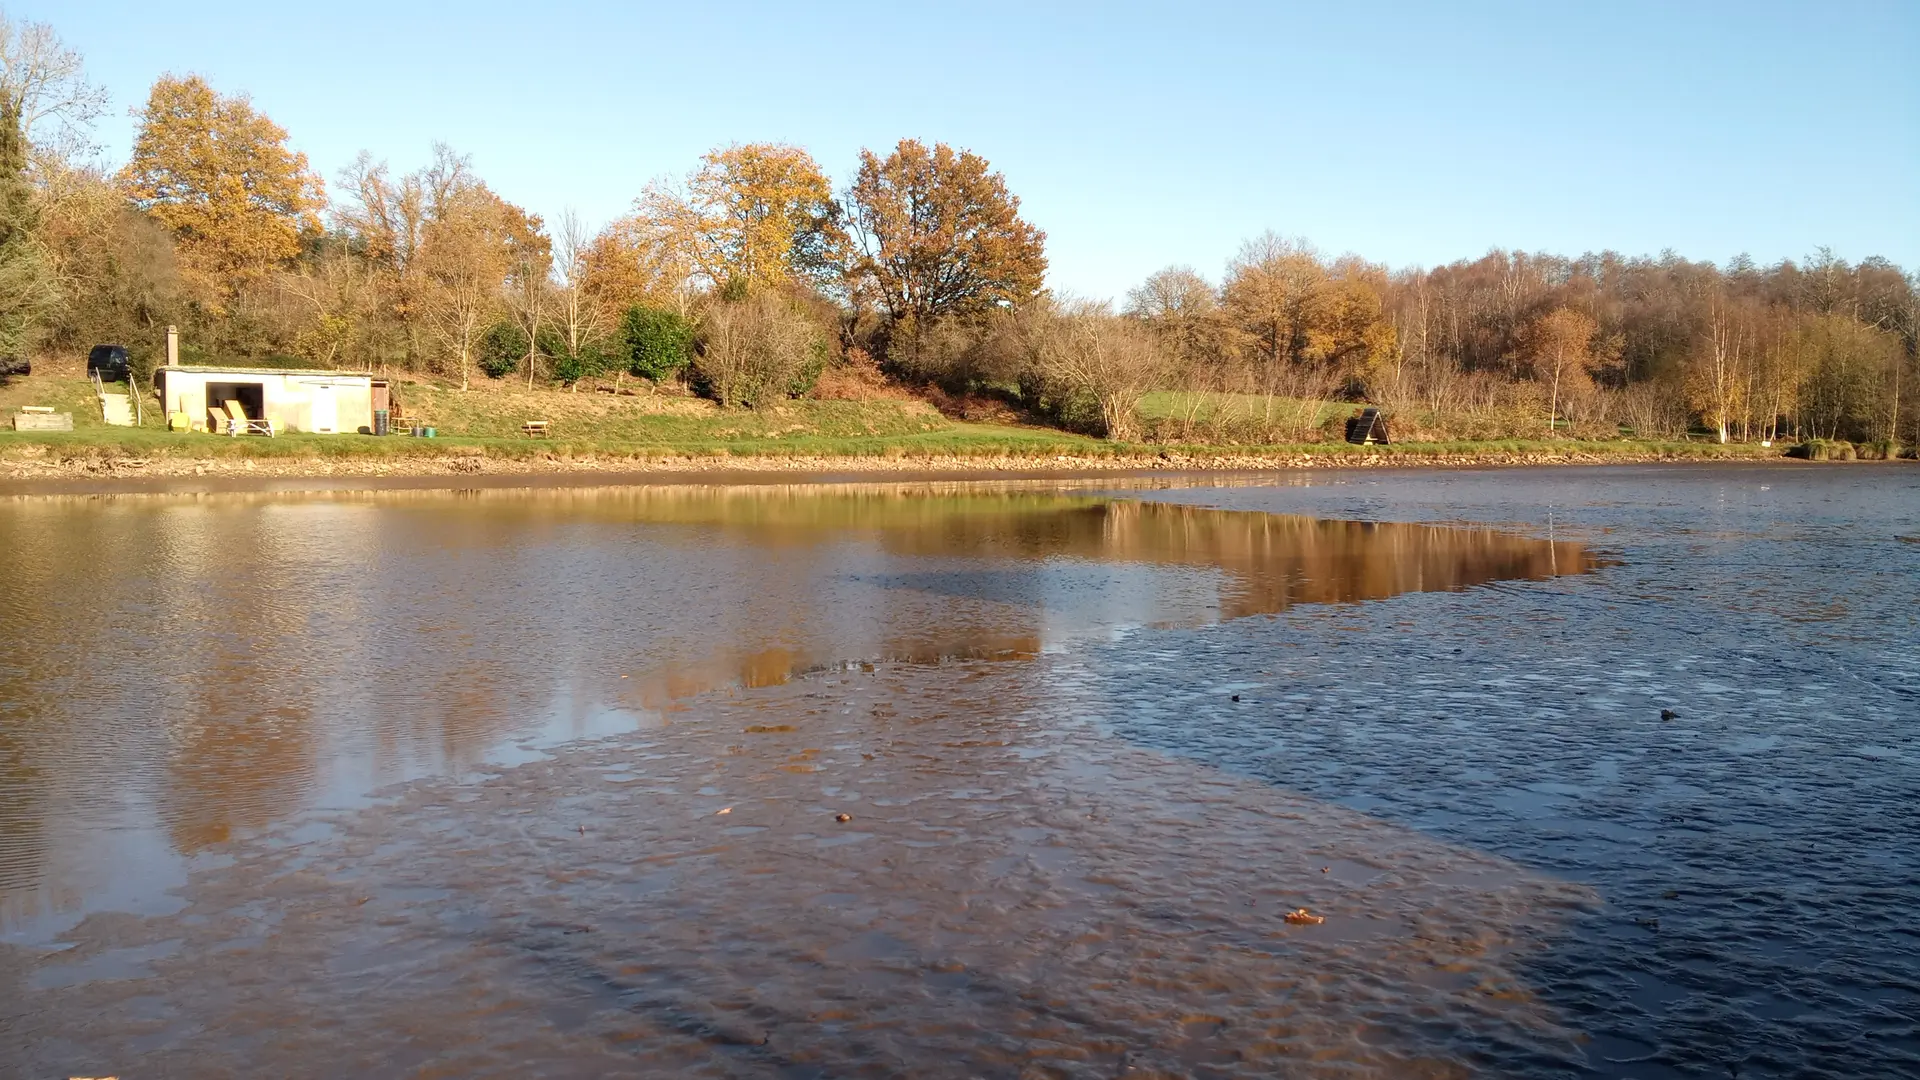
521 420 551 437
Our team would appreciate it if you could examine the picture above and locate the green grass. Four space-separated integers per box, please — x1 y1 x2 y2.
0 414 1104 464
2 371 1793 468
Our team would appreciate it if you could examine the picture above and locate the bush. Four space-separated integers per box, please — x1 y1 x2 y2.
621 306 694 383
1788 439 1857 461
552 337 617 386
694 292 824 408
477 321 526 379
1017 300 1170 440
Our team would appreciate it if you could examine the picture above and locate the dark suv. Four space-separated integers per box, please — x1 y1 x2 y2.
88 344 130 382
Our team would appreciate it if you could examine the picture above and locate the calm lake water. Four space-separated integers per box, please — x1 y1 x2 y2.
1 465 1915 1078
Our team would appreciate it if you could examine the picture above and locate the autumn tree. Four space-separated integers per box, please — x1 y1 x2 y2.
1308 260 1398 386
331 144 543 382
120 75 323 308
1222 234 1324 382
416 180 518 389
1218 235 1396 409
1520 308 1597 429
1796 314 1903 441
1127 266 1228 370
276 245 379 368
1125 266 1232 436
334 151 428 275
847 139 1047 346
577 214 693 329
38 163 181 360
1684 293 1753 443
638 143 842 294
502 209 554 387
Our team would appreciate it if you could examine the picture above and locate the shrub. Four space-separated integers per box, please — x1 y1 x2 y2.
694 292 824 408
620 306 694 383
476 321 526 379
552 337 617 387
1789 439 1857 461
1017 300 1170 440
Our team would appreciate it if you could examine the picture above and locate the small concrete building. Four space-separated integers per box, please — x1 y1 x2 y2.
155 365 389 435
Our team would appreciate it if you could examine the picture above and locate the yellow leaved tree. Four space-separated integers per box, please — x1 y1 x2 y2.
637 143 843 294
120 74 323 311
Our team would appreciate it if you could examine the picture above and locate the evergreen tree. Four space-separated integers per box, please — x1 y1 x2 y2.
0 94 59 360
620 305 694 383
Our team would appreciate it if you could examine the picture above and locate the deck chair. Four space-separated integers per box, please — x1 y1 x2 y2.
207 404 234 435
222 399 276 437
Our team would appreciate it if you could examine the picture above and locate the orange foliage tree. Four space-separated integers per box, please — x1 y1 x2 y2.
120 74 322 310
846 139 1047 333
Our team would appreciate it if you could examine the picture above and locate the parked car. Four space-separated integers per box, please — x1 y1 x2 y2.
88 344 129 382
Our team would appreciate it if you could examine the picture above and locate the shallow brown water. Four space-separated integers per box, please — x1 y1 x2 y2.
6 663 1602 1078
7 464 1915 1078
0 483 1594 953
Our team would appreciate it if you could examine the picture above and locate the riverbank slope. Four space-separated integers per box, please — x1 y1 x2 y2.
0 369 1824 483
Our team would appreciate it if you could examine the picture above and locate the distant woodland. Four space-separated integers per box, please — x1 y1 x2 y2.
2 13 1914 447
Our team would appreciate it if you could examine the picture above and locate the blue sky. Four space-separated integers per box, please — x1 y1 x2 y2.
26 0 1920 299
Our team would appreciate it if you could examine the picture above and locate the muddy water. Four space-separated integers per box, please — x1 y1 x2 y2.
1 466 1914 1077
0 484 1590 947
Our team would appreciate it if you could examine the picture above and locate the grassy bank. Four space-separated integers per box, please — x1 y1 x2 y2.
0 370 1805 481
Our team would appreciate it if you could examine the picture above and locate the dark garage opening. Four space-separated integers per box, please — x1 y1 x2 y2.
207 382 265 421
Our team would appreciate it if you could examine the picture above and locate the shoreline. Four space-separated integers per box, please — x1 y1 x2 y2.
0 440 1853 496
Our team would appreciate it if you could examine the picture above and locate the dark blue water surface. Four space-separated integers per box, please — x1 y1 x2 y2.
1096 464 1920 1078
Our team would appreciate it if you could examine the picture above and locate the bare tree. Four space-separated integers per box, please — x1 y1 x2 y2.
0 13 108 167
1024 299 1172 441
505 238 553 388
1687 292 1749 443
553 207 602 389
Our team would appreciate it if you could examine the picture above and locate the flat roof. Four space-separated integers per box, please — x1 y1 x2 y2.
159 365 376 378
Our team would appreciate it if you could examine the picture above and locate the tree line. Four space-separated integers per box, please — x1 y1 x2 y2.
2 12 1914 446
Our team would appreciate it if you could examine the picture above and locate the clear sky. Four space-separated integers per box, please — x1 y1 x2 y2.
25 0 1920 299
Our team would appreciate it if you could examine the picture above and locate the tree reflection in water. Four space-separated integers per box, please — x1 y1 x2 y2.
0 484 1598 944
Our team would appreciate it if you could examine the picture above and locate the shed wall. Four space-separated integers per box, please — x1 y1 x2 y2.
161 370 373 434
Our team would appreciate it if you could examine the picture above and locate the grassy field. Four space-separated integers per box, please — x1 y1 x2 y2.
1 372 1798 470
0 373 1103 460
0 373 153 430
